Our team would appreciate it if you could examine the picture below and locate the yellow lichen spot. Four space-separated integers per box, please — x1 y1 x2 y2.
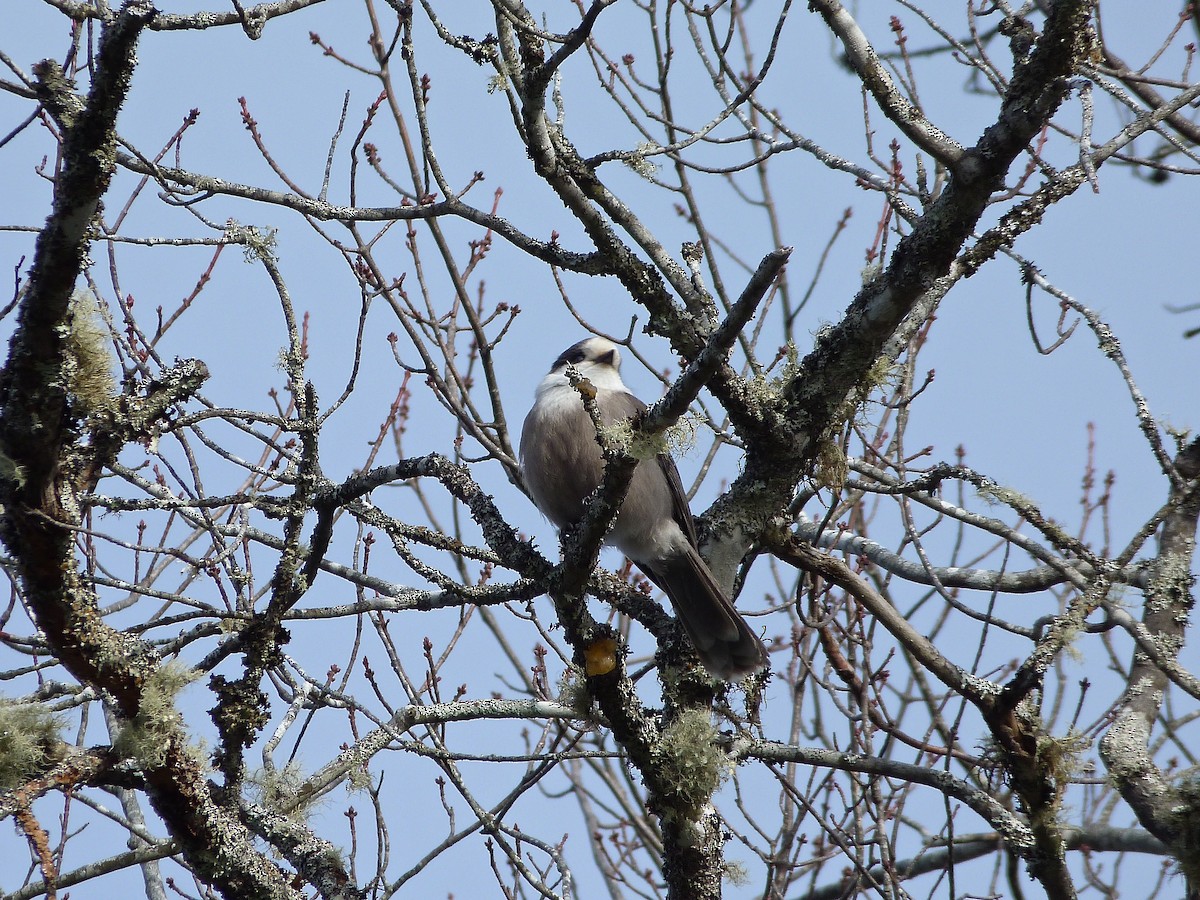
584 637 619 676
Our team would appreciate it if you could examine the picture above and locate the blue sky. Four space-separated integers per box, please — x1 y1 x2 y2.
2 2 1198 897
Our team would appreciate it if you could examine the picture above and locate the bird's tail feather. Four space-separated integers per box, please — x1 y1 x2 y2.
643 546 768 680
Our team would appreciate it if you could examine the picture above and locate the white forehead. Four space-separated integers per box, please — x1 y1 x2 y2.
581 337 618 361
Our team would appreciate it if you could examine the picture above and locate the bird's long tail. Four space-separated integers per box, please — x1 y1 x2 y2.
642 546 768 680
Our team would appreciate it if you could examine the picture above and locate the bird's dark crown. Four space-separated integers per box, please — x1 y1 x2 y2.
550 337 618 372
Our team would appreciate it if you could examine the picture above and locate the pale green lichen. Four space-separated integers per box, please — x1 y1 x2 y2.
1062 633 1084 664
249 762 313 824
664 415 700 456
113 661 201 769
977 483 1034 510
65 289 116 415
224 221 278 263
345 759 373 793
556 666 592 718
0 447 26 488
742 377 784 419
861 355 899 398
814 439 849 490
596 415 699 469
624 142 662 179
723 859 751 886
1035 727 1089 805
814 355 895 490
1172 777 1200 886
976 482 1078 552
655 708 730 822
601 413 701 461
1165 422 1193 448
0 698 64 791
745 342 799 410
778 341 802 381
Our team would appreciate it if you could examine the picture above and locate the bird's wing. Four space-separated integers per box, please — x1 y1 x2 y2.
603 388 701 548
657 453 699 549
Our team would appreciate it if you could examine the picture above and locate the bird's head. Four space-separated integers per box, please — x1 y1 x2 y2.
550 337 621 375
533 336 632 399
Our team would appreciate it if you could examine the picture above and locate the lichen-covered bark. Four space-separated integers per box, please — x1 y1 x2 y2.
485 1 1100 896
0 5 306 898
0 0 159 732
709 0 1097 584
1100 437 1200 894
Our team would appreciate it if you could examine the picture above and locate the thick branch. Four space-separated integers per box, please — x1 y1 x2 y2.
0 7 300 897
1100 437 1200 886
808 0 965 167
705 0 1095 591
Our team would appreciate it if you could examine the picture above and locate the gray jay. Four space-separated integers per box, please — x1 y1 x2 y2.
520 336 769 679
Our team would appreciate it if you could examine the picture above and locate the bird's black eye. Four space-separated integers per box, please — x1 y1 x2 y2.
597 349 616 366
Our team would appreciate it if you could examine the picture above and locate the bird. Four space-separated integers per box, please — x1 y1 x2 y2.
519 336 769 679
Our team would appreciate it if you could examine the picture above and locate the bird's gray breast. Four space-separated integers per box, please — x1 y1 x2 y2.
520 388 609 530
521 385 686 562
